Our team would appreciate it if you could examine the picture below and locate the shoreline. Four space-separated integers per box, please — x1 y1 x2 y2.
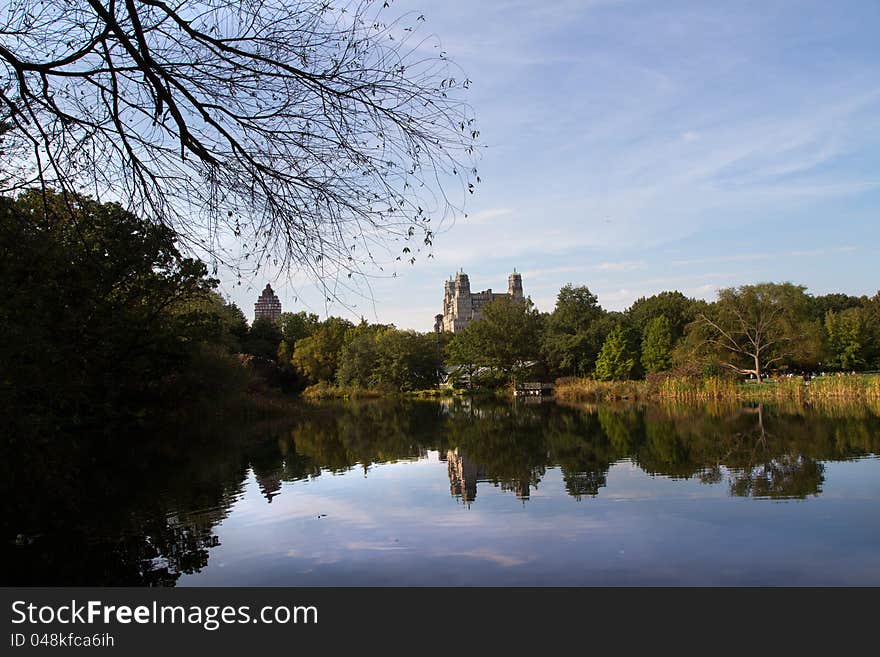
289 373 880 407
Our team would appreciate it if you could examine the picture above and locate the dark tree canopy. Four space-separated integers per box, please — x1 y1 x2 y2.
245 317 283 361
0 0 479 284
0 189 243 430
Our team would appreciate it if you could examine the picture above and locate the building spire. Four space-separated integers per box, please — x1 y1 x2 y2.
254 283 282 323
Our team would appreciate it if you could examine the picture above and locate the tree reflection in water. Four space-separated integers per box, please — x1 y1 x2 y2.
3 399 878 584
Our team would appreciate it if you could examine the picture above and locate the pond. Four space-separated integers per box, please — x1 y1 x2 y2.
3 399 879 585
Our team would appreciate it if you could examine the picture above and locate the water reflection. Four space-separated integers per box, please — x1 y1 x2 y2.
3 400 879 585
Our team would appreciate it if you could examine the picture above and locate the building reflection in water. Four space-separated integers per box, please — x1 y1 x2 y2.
501 479 531 501
254 469 282 503
445 448 533 504
446 448 483 506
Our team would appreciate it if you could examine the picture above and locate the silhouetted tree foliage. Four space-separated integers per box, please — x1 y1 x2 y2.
0 190 247 432
175 289 249 353
244 317 283 361
0 0 479 283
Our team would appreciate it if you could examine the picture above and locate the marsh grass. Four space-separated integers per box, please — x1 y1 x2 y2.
657 375 738 401
554 374 880 404
301 384 464 400
301 383 385 400
554 378 649 402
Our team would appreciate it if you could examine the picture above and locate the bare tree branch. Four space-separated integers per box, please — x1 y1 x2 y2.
0 0 479 293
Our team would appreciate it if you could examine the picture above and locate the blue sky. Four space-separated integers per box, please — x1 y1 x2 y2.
221 0 880 330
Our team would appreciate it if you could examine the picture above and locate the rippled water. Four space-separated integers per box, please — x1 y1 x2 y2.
4 399 880 585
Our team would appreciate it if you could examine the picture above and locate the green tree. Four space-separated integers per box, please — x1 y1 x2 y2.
641 315 674 373
693 283 815 381
372 330 441 391
0 190 227 429
594 325 638 381
824 307 879 370
290 317 354 383
445 323 485 385
244 318 283 361
277 311 320 363
541 285 607 375
336 330 381 388
216 300 249 354
626 291 697 342
811 293 864 321
470 296 544 380
174 291 248 354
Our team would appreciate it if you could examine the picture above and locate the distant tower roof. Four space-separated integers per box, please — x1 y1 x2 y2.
254 283 282 322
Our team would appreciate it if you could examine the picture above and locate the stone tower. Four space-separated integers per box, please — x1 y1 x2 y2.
254 283 282 322
453 272 472 328
438 270 525 332
508 271 523 299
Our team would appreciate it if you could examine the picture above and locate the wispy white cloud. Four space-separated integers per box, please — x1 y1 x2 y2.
523 265 590 279
596 260 646 272
462 207 516 225
671 246 858 267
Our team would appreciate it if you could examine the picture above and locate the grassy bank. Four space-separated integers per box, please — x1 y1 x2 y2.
299 383 510 401
554 374 880 404
300 383 387 400
553 376 735 403
296 374 880 405
301 383 458 400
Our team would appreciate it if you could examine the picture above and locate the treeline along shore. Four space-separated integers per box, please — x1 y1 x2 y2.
274 270 880 406
3 191 880 437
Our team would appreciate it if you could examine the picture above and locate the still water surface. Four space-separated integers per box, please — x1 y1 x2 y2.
5 400 880 585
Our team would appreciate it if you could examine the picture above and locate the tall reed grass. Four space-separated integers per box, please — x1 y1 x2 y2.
554 374 880 405
655 375 738 401
554 378 649 402
301 382 384 400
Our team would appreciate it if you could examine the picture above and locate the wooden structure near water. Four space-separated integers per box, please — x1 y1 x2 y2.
514 382 554 397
